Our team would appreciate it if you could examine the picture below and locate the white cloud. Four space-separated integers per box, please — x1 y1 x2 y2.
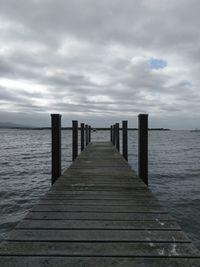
0 0 199 128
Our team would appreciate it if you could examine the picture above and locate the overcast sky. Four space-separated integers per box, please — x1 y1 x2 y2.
0 0 200 128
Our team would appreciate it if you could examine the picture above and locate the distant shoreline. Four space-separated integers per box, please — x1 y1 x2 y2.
0 127 171 131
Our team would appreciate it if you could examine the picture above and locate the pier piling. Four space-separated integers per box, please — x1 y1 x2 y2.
113 124 116 146
138 114 148 186
122 120 128 161
51 114 61 185
72 120 78 161
110 125 113 143
81 123 85 151
85 125 89 146
115 123 120 151
89 125 91 143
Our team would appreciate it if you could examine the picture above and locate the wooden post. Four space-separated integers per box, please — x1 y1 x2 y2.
122 120 128 161
51 114 61 185
116 123 120 151
138 114 148 186
72 120 78 161
81 123 85 151
89 125 91 143
85 124 89 146
110 125 113 143
113 124 116 146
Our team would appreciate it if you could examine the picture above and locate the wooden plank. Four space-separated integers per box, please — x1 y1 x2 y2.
8 229 190 242
0 257 199 267
55 181 145 186
62 172 138 178
56 179 143 184
55 181 145 187
47 190 154 195
65 165 135 170
52 185 147 190
16 219 181 230
45 192 159 200
25 211 174 221
31 204 166 213
68 162 130 167
0 241 198 257
38 199 160 206
64 170 135 176
42 194 159 201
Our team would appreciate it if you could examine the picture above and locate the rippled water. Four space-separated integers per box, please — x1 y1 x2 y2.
0 129 199 248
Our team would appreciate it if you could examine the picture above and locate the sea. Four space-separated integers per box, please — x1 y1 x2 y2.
0 129 199 249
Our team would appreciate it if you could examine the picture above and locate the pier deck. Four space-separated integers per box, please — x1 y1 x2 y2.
0 142 199 266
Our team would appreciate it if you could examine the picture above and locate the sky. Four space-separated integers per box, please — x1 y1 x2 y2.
0 0 200 129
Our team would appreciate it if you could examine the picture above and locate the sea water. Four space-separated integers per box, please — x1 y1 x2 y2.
0 129 199 248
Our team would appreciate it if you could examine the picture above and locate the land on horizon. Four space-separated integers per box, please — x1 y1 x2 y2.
0 122 171 130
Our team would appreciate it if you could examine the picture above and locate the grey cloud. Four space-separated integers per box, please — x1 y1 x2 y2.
0 86 26 102
0 0 200 128
0 60 14 75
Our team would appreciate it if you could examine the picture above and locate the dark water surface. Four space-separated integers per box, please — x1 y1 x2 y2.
0 129 199 248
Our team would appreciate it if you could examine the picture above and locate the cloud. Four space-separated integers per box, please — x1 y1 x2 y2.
0 0 200 128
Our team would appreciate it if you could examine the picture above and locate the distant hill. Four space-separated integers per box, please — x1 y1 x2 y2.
0 122 30 128
0 123 171 130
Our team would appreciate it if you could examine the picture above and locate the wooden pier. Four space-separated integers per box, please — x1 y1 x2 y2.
0 142 199 266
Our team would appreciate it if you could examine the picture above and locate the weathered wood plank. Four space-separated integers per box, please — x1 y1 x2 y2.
64 170 135 176
52 185 147 190
8 229 189 242
31 204 166 213
55 181 142 185
16 219 181 230
38 199 160 205
55 180 145 186
47 190 154 195
62 174 138 179
50 186 148 191
25 211 174 221
42 194 159 201
0 256 199 267
0 241 198 257
53 185 145 191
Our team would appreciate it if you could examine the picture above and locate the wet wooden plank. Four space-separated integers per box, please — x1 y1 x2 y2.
54 181 146 186
25 211 174 221
42 194 159 200
0 257 199 267
8 229 189 242
38 199 160 205
16 219 181 230
31 204 166 213
56 179 144 185
50 186 148 191
62 173 139 179
0 241 198 257
47 190 155 195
